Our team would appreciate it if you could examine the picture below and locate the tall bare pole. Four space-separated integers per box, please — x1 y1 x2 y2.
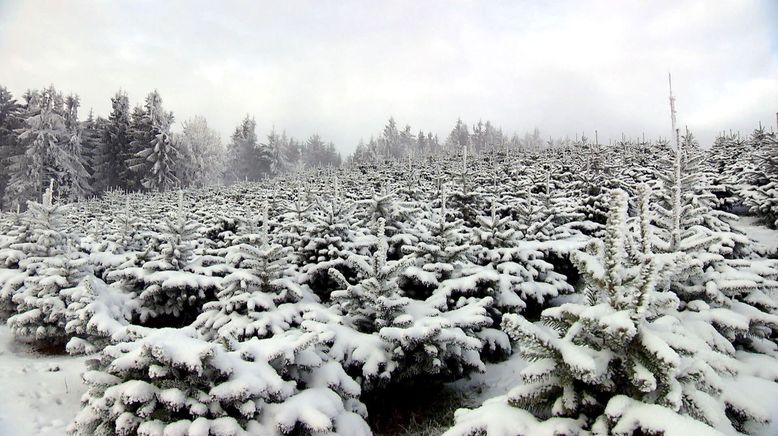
669 73 679 147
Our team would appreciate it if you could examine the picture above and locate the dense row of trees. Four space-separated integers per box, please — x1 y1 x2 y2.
0 85 343 210
223 116 342 183
349 117 557 164
2 83 773 218
0 84 620 212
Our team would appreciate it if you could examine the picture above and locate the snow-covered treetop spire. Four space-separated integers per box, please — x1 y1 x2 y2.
574 188 657 319
635 184 652 257
375 217 388 268
260 197 270 247
176 190 184 228
669 72 678 148
43 179 54 208
602 190 630 305
463 142 467 173
441 184 447 221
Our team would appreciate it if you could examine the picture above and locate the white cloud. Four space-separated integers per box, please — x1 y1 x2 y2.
0 0 776 154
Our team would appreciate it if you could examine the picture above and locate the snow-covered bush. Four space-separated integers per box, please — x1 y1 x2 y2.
70 327 370 435
305 218 491 386
106 193 220 326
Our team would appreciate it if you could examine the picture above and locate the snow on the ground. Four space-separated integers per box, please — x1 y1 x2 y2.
0 325 87 436
447 350 529 407
736 215 778 254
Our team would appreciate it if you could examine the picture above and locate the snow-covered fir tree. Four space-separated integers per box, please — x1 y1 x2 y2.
356 188 419 260
61 94 92 201
127 90 178 192
305 218 491 386
467 197 573 327
275 187 313 254
175 116 225 188
0 86 24 210
193 202 309 344
224 115 260 183
7 184 91 346
63 275 138 355
744 126 778 229
5 87 82 208
94 90 132 192
400 187 471 299
298 182 358 299
106 192 219 326
447 189 771 435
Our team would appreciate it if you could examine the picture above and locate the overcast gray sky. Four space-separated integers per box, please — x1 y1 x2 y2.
1 0 776 154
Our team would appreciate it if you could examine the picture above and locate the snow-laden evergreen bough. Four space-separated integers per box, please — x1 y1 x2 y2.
64 275 139 355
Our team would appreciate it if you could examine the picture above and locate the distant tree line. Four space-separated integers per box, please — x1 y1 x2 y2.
0 85 342 210
0 84 581 211
348 116 556 164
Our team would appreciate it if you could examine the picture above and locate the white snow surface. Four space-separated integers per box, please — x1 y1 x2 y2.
736 215 778 254
0 325 87 436
447 350 529 406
